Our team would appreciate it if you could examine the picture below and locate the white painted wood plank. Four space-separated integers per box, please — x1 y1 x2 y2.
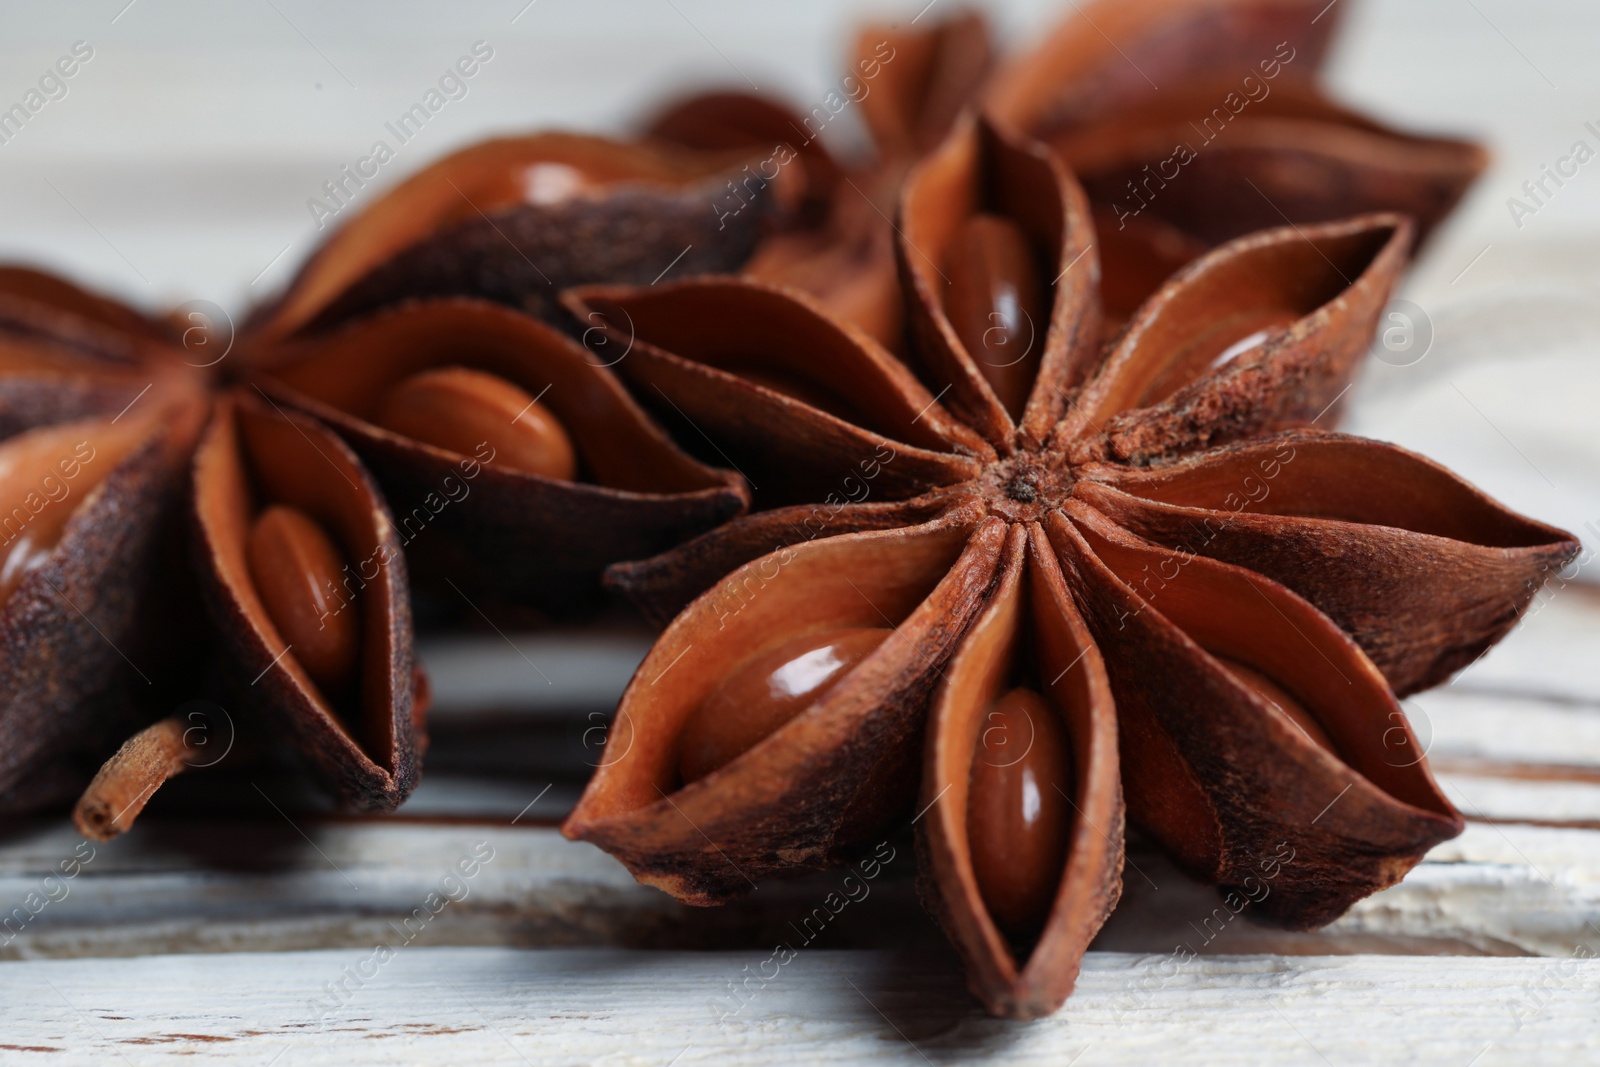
1 947 1596 1065
416 629 653 718
1418 689 1600 769
1335 824 1600 957
1445 591 1600 708
1439 773 1600 824
0 819 939 961
5 815 1600 961
1097 823 1600 958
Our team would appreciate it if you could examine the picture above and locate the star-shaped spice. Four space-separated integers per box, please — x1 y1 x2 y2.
0 267 743 839
562 115 1577 1018
644 0 1485 363
983 0 1487 331
644 10 994 355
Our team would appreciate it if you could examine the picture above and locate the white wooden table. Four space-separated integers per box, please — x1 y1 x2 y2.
2 0 1599 1062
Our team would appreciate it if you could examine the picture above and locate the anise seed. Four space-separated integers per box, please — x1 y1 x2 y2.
967 687 1074 938
375 365 577 481
247 505 360 694
678 627 891 784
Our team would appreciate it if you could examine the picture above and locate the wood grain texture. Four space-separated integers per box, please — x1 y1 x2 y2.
3 814 1599 961
3 947 1598 1064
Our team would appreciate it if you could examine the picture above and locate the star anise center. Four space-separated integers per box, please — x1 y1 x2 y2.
983 447 1073 522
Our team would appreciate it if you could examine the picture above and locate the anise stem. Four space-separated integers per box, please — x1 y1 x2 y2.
72 716 193 842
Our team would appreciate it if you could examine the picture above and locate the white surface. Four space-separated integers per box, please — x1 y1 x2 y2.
2 947 1598 1065
417 629 652 716
5 813 1600 961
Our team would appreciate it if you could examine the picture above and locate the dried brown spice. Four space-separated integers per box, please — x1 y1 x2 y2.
0 271 429 834
0 89 795 827
644 10 995 352
564 114 1578 1018
983 0 1488 329
0 274 742 837
245 133 799 346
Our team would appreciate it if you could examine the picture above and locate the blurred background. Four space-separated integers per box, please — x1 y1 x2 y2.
0 0 1597 564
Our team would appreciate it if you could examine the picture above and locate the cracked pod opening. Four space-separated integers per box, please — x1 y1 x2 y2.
1070 215 1406 428
921 522 1122 1019
256 298 747 610
192 390 420 812
1047 502 1461 926
249 133 797 344
565 509 1001 904
899 114 1100 449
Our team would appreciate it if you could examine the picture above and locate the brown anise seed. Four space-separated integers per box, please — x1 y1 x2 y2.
943 213 1045 419
677 626 892 784
0 420 136 603
375 365 577 480
1217 657 1338 754
247 505 360 694
0 527 56 604
967 687 1073 938
435 161 596 228
1137 309 1301 406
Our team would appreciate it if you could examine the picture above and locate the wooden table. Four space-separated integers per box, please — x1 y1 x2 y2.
2 0 1598 1061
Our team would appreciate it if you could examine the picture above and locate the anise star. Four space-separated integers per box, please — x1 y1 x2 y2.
644 9 994 355
983 0 1487 332
643 0 1486 375
562 115 1576 1018
0 286 433 833
0 269 739 840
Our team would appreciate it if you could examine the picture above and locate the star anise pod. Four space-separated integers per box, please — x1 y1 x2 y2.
644 9 994 353
245 132 796 345
0 261 742 837
562 115 1578 1018
983 0 1487 330
0 272 430 833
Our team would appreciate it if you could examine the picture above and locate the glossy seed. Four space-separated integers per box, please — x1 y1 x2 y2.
943 214 1045 419
678 626 892 784
0 529 57 605
375 365 578 481
1217 657 1338 754
247 505 360 694
967 687 1073 939
0 419 145 604
1136 309 1301 406
436 161 596 227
